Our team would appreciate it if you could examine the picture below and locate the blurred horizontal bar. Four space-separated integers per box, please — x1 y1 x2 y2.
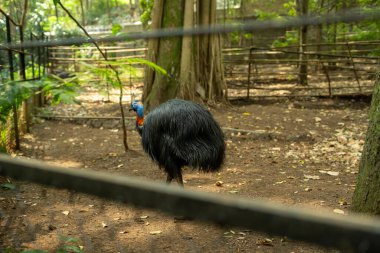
0 154 380 252
1 8 380 50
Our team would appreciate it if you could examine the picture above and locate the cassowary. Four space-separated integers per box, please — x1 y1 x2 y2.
131 99 225 186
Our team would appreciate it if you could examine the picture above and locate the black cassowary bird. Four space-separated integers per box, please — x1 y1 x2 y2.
131 99 225 186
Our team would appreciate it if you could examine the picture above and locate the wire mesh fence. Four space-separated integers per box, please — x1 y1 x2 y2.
46 40 379 100
225 42 379 98
0 5 380 253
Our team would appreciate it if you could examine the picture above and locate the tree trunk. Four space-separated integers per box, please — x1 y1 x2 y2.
198 0 226 101
143 0 164 103
296 0 308 86
106 0 112 24
144 0 184 109
79 0 86 26
178 0 195 100
143 0 226 110
328 0 337 67
352 73 380 214
315 0 324 54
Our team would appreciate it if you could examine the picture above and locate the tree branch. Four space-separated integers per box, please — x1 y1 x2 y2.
56 1 129 152
20 0 29 27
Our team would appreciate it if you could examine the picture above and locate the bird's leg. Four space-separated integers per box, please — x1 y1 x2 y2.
176 172 184 187
173 172 193 221
166 173 184 187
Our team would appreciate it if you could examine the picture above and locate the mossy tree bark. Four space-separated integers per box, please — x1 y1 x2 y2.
143 0 227 110
352 73 380 214
143 0 184 109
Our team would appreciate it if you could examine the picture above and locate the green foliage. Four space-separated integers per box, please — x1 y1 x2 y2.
140 0 154 29
1 183 16 190
47 15 83 38
351 29 380 41
349 7 380 42
114 58 167 75
272 30 298 47
0 74 81 152
112 23 122 35
0 128 7 153
255 10 280 20
244 33 253 39
2 0 136 38
283 0 296 17
226 22 243 46
56 236 84 253
9 236 84 253
0 81 39 123
81 57 166 92
0 75 81 123
41 75 81 105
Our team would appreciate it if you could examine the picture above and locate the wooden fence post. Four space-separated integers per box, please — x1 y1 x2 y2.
346 42 362 93
247 48 252 99
5 16 20 150
318 55 332 97
19 26 30 134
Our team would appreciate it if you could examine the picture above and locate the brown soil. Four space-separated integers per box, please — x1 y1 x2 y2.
0 95 371 253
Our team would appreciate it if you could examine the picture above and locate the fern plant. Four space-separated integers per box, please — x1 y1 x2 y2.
0 80 39 123
0 75 81 152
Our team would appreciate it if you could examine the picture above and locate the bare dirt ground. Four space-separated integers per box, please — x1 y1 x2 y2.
0 94 371 253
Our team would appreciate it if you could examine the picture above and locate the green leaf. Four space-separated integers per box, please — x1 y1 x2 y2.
1 183 16 190
101 58 167 75
59 235 80 244
111 23 122 35
62 245 84 253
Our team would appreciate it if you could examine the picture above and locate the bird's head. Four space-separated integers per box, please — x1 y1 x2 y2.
130 100 144 135
130 100 144 118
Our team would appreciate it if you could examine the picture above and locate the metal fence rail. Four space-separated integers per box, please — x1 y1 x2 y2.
0 154 380 252
1 8 380 50
224 42 379 98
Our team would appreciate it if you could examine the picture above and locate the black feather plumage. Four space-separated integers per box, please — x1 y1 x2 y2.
137 99 225 185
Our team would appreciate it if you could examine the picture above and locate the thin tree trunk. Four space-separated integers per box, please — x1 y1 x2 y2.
213 32 227 100
19 0 28 27
198 0 211 99
106 0 111 24
86 0 89 14
315 0 324 54
79 0 86 26
328 0 338 67
315 0 324 72
297 0 308 86
179 0 195 100
5 15 20 150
